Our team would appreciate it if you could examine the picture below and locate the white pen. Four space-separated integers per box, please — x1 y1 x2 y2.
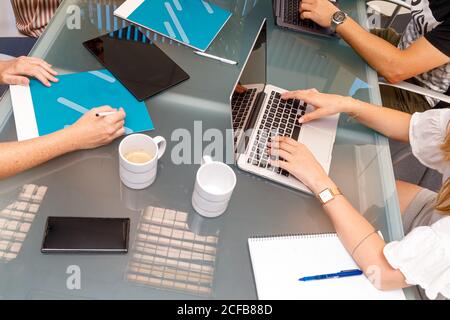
194 51 237 65
96 111 117 117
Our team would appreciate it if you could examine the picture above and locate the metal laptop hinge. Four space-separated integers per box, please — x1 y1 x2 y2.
244 91 266 133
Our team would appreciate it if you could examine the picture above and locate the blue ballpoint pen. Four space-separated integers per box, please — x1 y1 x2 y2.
298 269 363 282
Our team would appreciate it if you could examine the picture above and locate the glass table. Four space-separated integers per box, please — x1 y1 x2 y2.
0 0 411 299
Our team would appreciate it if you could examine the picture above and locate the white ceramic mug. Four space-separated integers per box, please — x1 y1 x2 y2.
192 155 237 218
119 134 166 189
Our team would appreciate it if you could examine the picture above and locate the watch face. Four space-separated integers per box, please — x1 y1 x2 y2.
333 11 346 23
319 189 334 203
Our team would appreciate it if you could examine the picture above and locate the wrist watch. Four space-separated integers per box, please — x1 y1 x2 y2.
330 11 348 32
317 187 342 205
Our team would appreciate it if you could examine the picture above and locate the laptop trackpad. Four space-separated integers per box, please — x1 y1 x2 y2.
300 125 333 169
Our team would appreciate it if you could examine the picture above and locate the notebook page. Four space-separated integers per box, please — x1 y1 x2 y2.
248 235 406 300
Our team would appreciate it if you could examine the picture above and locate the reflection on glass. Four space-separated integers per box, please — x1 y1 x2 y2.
125 206 219 296
330 143 390 236
83 0 258 60
85 0 181 46
0 184 47 262
212 0 259 17
86 0 126 33
268 28 340 90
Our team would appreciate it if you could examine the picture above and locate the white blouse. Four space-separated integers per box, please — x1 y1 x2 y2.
409 109 450 182
383 109 450 300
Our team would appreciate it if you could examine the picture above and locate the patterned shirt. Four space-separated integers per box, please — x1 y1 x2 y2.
10 0 61 38
398 0 450 107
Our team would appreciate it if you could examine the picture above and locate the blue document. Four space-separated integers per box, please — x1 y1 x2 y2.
27 70 154 137
114 0 232 52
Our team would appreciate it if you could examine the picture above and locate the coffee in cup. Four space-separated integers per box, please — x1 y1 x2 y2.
124 150 154 164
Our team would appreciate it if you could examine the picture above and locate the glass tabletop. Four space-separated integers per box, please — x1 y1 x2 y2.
0 0 407 299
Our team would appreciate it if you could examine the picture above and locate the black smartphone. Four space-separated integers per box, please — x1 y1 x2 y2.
41 217 130 253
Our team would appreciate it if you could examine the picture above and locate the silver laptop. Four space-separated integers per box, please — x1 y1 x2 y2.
230 19 339 195
273 0 338 38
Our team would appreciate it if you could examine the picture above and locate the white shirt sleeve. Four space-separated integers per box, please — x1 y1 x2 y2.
409 109 450 177
383 216 450 300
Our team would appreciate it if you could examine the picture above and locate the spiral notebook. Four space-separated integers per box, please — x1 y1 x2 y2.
248 233 406 300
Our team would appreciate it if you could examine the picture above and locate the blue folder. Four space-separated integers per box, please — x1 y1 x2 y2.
29 69 154 136
115 0 232 52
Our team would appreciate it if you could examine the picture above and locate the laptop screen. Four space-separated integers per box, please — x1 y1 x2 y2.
236 21 267 89
230 20 267 155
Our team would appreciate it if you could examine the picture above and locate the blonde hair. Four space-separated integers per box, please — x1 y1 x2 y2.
435 123 450 214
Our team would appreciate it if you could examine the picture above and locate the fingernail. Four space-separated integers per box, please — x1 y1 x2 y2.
298 117 304 123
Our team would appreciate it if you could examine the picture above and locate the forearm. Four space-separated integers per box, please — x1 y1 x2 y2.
313 177 408 290
0 61 8 84
0 128 78 179
344 97 411 142
336 18 405 83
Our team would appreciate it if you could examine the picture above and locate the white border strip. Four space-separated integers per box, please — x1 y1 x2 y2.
114 0 145 19
10 85 39 141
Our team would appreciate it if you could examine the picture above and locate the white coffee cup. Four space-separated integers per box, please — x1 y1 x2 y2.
119 134 166 189
192 155 237 218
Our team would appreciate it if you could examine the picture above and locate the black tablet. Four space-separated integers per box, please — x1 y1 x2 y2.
41 217 130 253
83 25 189 101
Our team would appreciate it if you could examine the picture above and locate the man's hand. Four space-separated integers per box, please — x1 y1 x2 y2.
234 84 247 94
299 0 339 28
0 56 58 87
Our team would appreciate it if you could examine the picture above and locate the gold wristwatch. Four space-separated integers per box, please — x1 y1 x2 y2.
317 187 342 205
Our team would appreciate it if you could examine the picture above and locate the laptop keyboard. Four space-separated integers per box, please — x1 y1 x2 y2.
247 91 306 177
284 0 321 30
232 88 257 142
